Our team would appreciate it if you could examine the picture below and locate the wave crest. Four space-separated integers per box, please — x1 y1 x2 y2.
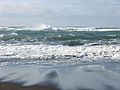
0 25 120 31
32 23 51 30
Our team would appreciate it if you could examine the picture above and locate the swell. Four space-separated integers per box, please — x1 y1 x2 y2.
0 30 120 46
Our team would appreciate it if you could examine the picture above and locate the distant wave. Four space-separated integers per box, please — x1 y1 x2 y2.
0 25 120 31
32 23 51 30
51 26 96 31
52 26 120 31
0 24 51 31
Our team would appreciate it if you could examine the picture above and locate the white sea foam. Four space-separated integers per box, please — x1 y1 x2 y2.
0 34 4 38
0 24 51 31
10 32 18 36
32 23 51 30
0 44 120 65
52 26 120 31
52 26 96 31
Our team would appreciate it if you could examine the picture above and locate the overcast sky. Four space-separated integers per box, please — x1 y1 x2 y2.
0 0 120 26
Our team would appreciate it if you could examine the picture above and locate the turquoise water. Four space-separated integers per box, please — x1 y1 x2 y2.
0 29 120 46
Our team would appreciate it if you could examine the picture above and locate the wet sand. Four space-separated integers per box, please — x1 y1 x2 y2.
0 83 59 90
0 62 120 90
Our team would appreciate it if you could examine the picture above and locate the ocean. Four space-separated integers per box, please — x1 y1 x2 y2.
0 24 120 90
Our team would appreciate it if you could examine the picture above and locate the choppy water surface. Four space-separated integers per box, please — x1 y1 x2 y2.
0 25 120 90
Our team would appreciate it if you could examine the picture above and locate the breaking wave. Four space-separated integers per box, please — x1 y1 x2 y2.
0 24 51 31
0 44 120 65
0 24 120 31
52 26 120 31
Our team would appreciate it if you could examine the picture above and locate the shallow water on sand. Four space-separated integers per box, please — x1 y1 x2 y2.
0 60 120 90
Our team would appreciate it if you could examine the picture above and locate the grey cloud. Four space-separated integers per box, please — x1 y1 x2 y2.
0 0 120 26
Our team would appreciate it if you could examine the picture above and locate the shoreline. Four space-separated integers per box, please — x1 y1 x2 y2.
0 62 120 90
0 83 60 90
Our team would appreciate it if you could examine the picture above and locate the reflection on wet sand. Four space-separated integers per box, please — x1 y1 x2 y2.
0 62 120 90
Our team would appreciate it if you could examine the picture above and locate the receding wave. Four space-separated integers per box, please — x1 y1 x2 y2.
0 63 120 90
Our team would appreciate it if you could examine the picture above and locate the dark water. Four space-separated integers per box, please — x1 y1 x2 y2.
0 29 120 46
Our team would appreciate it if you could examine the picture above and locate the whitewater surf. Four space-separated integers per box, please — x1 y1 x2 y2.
0 25 120 90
